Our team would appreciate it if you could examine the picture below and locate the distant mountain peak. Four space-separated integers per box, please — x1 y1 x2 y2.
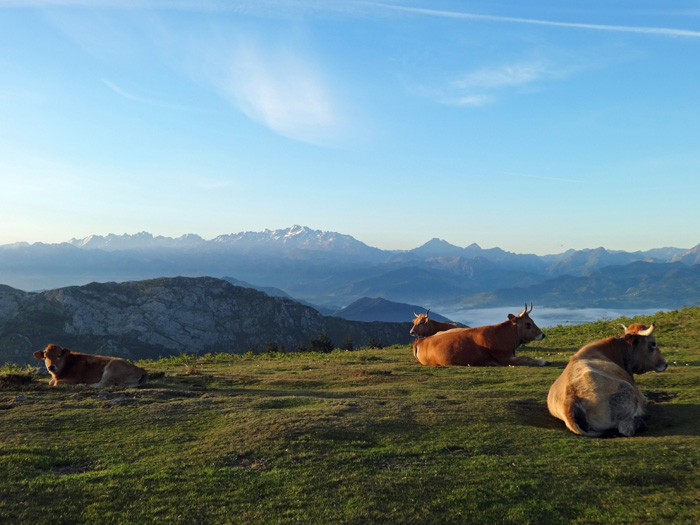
333 296 454 323
412 238 464 257
671 243 700 265
68 232 204 251
285 224 310 237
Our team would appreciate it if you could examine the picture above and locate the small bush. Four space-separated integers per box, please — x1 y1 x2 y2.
0 363 31 374
341 336 354 351
263 342 286 354
366 338 384 349
309 333 334 353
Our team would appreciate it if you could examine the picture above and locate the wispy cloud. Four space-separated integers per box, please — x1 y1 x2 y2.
451 95 494 108
454 62 553 90
102 78 204 112
211 38 344 145
369 3 700 38
102 78 174 109
426 60 565 107
378 2 700 108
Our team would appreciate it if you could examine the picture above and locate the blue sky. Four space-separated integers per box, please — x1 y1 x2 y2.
1 1 699 254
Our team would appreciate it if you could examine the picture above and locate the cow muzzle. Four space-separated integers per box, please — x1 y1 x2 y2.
48 365 57 372
656 360 668 372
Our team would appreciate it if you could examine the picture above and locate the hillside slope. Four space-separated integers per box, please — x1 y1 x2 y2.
0 277 412 365
333 297 454 323
449 261 700 308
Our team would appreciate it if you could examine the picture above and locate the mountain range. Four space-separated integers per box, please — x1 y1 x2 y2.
1 226 697 317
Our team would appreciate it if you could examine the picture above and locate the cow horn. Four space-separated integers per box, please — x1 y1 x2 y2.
638 323 655 336
425 309 430 317
518 303 533 317
620 323 628 331
414 312 419 318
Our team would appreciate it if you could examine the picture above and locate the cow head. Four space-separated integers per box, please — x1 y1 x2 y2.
410 310 431 337
623 324 667 374
34 344 71 374
620 323 654 336
507 303 546 343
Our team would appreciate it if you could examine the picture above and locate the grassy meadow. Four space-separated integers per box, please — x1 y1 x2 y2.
1 307 699 524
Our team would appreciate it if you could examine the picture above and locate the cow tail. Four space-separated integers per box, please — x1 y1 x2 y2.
563 394 604 438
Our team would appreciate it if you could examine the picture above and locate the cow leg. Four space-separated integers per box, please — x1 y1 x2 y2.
86 369 115 388
610 383 647 437
508 355 550 367
617 415 647 437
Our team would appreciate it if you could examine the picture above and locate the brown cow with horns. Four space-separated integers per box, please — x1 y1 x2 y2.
412 303 548 366
547 323 667 437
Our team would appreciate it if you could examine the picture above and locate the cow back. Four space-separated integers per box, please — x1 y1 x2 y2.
59 352 112 385
414 323 516 366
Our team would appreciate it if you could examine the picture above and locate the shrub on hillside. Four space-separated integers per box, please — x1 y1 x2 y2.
366 338 384 349
309 333 334 353
264 342 286 354
341 336 354 351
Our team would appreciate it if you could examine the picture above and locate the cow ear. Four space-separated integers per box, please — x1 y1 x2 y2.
623 333 638 347
61 348 71 356
33 350 44 360
507 314 517 324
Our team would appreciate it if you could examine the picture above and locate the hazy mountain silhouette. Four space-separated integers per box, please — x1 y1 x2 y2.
0 226 694 311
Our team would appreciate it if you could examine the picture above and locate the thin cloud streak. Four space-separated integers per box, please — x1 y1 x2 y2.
102 79 201 112
5 0 700 40
452 95 494 107
435 61 564 107
370 2 700 38
454 62 553 90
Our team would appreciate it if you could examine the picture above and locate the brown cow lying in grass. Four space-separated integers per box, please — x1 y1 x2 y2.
410 310 460 338
34 344 148 388
412 303 547 367
547 324 667 437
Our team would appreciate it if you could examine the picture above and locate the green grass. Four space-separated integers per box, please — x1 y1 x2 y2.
1 308 699 524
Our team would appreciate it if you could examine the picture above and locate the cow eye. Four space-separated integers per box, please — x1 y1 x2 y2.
526 322 532 328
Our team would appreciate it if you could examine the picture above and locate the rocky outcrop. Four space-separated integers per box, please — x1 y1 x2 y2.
0 277 412 365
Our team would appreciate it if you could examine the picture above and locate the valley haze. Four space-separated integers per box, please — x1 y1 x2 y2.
1 226 697 329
